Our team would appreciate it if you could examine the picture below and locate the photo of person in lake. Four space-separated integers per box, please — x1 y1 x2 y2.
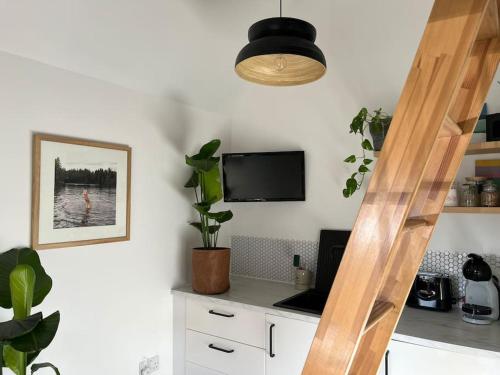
53 157 117 229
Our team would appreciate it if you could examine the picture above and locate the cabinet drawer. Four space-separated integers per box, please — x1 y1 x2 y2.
186 298 265 347
186 329 265 375
186 361 225 375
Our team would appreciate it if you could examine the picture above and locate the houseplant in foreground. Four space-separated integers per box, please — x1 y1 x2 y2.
343 107 392 198
0 247 60 375
185 140 233 294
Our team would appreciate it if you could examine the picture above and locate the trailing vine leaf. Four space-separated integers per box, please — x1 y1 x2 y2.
344 155 356 163
363 159 373 165
358 165 370 173
349 108 368 135
343 178 358 198
361 139 373 151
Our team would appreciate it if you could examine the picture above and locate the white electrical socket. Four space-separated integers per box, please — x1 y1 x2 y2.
139 355 159 375
148 355 159 372
139 358 149 375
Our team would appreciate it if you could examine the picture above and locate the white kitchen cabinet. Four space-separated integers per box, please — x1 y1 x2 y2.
186 361 225 375
265 314 317 375
386 340 500 375
186 329 265 375
173 292 500 375
186 298 265 348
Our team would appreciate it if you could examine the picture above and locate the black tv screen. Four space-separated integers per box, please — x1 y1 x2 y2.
222 151 305 202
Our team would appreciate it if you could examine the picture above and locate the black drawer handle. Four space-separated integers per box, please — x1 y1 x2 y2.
209 309 234 318
269 323 275 358
208 344 234 354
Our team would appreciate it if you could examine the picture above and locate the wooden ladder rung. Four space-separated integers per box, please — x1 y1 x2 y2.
363 300 395 335
438 115 463 138
403 218 431 231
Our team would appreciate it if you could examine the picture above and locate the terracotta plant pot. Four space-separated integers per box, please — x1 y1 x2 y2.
192 247 230 295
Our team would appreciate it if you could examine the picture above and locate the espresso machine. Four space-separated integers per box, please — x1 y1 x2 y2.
462 254 499 325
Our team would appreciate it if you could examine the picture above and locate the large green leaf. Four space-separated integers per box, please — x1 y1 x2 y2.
11 312 60 353
197 139 221 159
3 264 37 375
202 166 222 204
193 203 210 215
26 351 40 366
31 362 60 375
10 265 36 320
0 313 42 342
208 225 221 234
3 345 26 375
184 171 199 188
0 248 52 309
185 156 219 172
189 222 203 232
206 210 233 224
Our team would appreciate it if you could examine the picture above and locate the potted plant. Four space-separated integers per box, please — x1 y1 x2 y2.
368 108 392 152
0 247 60 375
185 140 233 294
342 108 391 198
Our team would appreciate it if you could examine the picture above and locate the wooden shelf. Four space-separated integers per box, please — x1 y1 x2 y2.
465 140 500 155
374 141 500 158
442 206 500 214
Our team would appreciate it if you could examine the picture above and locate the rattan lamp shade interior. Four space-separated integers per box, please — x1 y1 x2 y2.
235 17 326 86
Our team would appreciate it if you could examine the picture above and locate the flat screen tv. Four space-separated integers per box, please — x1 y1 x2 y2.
222 151 305 202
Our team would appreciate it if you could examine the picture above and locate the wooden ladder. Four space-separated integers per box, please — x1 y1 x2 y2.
302 0 500 374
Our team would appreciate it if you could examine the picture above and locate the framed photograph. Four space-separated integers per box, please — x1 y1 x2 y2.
32 134 131 250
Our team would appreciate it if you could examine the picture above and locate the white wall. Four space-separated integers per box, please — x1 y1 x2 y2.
228 72 363 241
0 51 231 374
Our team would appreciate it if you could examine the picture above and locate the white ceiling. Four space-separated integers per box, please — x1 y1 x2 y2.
0 0 498 113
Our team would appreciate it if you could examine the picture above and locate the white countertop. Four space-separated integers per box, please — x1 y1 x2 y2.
172 276 500 359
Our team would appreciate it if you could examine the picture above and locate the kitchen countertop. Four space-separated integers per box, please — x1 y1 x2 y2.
172 276 500 359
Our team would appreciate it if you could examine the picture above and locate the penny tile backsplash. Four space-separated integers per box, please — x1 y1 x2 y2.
230 235 500 298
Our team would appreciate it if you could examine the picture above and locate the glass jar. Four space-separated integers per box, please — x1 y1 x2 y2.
445 182 459 207
461 183 478 207
481 181 498 207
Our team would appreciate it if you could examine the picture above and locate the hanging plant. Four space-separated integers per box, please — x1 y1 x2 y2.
343 108 391 198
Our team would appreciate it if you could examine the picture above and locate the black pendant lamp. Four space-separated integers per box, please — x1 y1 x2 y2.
235 0 326 86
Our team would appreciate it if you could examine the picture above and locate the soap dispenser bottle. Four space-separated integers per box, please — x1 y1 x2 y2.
293 255 312 291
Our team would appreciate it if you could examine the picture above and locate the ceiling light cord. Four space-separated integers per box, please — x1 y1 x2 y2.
280 0 282 17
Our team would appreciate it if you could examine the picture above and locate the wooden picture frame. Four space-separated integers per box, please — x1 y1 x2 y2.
32 134 131 250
